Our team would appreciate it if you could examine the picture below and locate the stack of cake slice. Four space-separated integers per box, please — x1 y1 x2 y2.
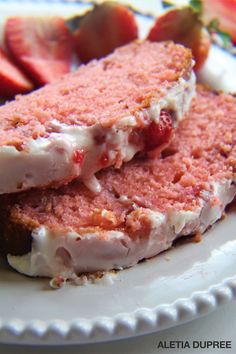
0 41 235 284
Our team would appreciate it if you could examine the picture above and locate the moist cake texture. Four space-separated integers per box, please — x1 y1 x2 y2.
0 86 235 281
0 41 195 194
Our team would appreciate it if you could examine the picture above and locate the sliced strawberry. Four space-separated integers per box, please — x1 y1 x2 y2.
4 17 74 86
145 110 173 150
147 7 211 71
0 47 33 98
203 0 236 44
72 3 138 63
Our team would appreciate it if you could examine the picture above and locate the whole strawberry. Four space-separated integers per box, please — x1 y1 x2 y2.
72 2 138 63
147 6 211 71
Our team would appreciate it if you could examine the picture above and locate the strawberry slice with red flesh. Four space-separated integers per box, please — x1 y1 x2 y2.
145 110 173 150
147 7 211 71
73 3 138 63
0 47 33 98
4 17 74 86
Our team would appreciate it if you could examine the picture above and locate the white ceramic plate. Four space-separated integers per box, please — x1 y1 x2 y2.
0 0 236 346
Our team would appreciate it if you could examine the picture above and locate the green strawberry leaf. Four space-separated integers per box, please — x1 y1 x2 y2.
207 19 233 47
189 0 203 14
162 1 173 9
162 0 203 13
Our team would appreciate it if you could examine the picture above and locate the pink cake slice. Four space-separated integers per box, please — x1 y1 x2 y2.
0 41 194 194
0 86 235 283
